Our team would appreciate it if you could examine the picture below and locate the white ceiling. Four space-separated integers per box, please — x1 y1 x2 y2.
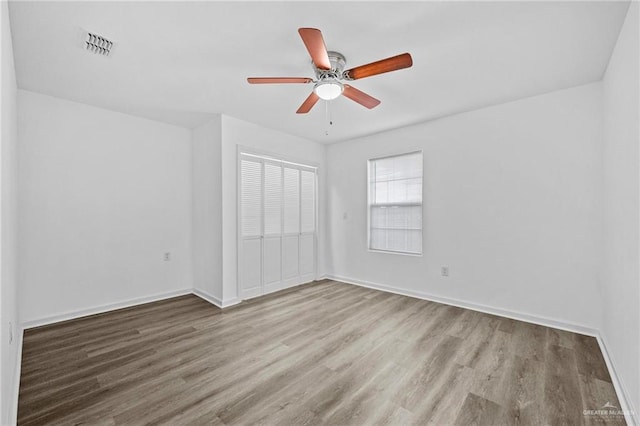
9 1 629 143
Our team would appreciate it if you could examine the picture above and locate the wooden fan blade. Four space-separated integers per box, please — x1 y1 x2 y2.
247 77 313 84
296 92 320 114
343 85 381 109
298 28 331 70
345 53 413 80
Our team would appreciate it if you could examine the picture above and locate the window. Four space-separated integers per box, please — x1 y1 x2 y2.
368 151 423 255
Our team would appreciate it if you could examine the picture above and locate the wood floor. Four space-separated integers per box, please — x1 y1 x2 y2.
18 280 624 425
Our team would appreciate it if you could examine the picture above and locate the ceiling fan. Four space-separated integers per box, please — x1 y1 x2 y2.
247 28 413 114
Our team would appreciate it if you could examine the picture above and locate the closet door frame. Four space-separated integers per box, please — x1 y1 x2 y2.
237 146 319 301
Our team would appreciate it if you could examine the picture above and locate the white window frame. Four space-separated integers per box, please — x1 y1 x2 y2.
367 150 423 256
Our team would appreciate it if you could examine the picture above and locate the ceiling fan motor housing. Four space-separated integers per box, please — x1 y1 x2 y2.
314 51 348 81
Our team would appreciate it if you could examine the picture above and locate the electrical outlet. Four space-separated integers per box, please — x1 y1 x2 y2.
164 252 171 261
441 266 449 277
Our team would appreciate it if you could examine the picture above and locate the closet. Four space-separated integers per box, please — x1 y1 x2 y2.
239 152 317 299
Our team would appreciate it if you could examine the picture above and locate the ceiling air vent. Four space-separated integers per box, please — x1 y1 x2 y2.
85 32 113 56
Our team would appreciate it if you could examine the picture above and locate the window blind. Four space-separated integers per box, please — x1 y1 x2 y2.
368 151 423 255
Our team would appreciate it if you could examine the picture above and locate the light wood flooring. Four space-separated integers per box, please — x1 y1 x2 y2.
18 280 624 425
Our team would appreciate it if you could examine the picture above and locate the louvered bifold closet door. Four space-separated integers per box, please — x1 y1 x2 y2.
239 152 318 299
262 160 283 293
240 157 263 299
282 166 301 286
299 168 316 281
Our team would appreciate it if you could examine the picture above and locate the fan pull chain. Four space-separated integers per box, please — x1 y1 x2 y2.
325 100 333 136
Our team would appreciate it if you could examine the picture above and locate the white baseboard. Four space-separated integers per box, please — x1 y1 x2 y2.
596 334 638 426
193 288 240 309
220 297 241 308
21 287 243 330
327 274 637 425
193 288 223 307
326 274 598 336
21 288 193 330
10 327 24 426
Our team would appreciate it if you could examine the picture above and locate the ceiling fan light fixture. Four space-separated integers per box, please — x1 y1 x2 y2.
314 81 344 100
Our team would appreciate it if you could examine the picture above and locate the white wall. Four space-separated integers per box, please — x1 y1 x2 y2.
18 90 193 325
192 116 223 302
327 83 603 331
602 1 640 416
220 115 326 304
1 1 20 423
